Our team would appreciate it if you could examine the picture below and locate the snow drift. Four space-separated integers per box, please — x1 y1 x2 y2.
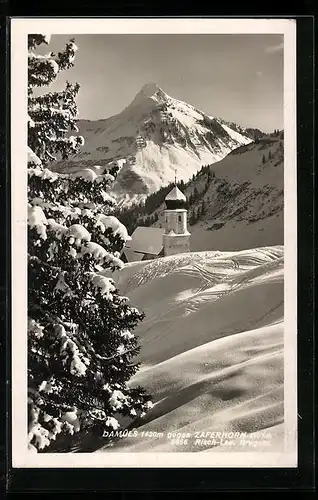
97 246 284 453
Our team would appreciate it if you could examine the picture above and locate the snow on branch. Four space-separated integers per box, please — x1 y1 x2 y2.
71 168 97 182
80 241 124 270
28 166 116 208
81 242 107 261
67 224 91 245
28 34 51 50
28 421 51 451
100 190 116 204
54 271 76 299
89 272 116 299
28 205 48 240
28 52 60 88
55 324 90 377
105 416 120 430
28 318 45 339
28 37 79 91
96 214 131 243
108 389 128 411
46 219 68 239
28 147 42 168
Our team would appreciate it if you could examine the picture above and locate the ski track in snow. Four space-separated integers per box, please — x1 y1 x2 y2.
98 246 285 454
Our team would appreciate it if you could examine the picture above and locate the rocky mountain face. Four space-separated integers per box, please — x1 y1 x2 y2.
51 82 256 206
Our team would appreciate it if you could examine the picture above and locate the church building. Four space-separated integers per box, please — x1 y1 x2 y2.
162 185 191 256
121 183 191 263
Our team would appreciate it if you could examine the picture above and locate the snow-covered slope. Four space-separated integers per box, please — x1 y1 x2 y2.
97 247 284 453
51 83 253 205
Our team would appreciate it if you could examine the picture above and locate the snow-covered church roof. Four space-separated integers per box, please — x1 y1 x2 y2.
165 186 187 202
124 226 165 256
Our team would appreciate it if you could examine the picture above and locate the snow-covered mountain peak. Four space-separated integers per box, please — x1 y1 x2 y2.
139 82 164 98
126 82 169 111
51 85 260 207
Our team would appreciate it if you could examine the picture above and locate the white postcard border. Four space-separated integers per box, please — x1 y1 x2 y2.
10 17 297 468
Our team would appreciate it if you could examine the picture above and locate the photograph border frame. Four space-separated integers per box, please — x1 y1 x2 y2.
3 14 315 493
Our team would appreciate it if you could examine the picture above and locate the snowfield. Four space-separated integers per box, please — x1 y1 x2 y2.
97 246 284 453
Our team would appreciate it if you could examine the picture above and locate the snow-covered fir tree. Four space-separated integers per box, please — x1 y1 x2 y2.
27 34 152 453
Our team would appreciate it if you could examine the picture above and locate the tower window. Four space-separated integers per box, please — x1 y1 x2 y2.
178 215 182 222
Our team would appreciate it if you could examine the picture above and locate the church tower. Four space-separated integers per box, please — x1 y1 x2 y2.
163 177 191 257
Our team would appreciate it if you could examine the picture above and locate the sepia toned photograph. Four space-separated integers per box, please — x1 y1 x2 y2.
11 18 297 468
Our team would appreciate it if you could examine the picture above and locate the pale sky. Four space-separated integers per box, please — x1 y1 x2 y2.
36 34 284 133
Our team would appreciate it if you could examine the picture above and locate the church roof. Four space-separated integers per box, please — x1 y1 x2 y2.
122 248 144 262
124 226 165 255
165 186 186 202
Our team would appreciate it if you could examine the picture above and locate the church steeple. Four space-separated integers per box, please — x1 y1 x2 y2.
165 174 187 210
163 178 190 257
164 187 187 210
